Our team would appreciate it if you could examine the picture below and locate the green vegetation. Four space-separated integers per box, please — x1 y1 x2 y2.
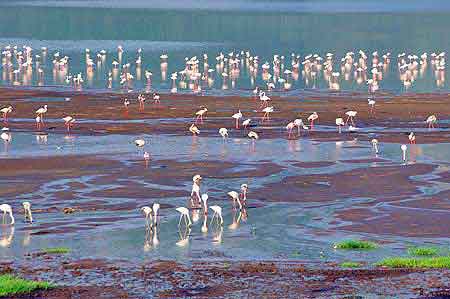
334 240 378 250
41 247 70 254
377 256 450 269
0 274 53 297
340 262 361 268
407 246 438 257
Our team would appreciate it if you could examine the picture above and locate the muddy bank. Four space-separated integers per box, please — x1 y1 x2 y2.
2 256 450 298
0 87 449 143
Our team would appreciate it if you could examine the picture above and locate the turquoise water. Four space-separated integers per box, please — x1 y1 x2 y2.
0 0 448 93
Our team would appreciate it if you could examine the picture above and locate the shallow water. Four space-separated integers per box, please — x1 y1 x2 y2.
0 130 449 264
0 1 448 94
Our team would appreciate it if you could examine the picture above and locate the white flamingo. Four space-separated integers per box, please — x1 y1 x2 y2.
195 107 208 123
62 116 75 132
176 207 192 227
259 91 270 107
401 144 407 162
262 106 274 121
336 118 345 133
308 112 318 127
409 132 416 144
210 205 224 226
232 110 242 129
227 191 242 210
286 122 295 136
345 110 357 125
22 202 33 223
368 98 376 113
426 115 437 128
141 206 153 229
242 118 251 129
0 204 14 225
219 128 228 139
189 123 200 135
371 139 379 154
35 105 48 124
0 106 12 122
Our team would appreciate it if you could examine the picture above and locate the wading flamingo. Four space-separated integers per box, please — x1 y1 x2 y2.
345 110 357 125
371 139 379 154
176 207 192 227
219 128 228 139
22 202 33 223
0 204 14 225
189 124 200 135
286 122 295 137
232 110 242 129
227 191 242 210
210 205 224 226
248 131 259 140
259 91 270 107
242 118 251 130
62 116 75 132
308 112 318 128
294 119 307 134
262 106 273 121
335 118 345 133
191 174 202 207
141 206 153 229
0 106 12 123
35 105 48 125
152 203 160 226
153 93 160 104
195 107 208 123
401 144 407 162
201 194 208 215
368 98 376 113
408 132 416 144
426 115 437 128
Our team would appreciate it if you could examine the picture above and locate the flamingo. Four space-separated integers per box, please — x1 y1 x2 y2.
0 204 14 225
35 105 48 124
408 132 416 144
371 139 379 154
152 203 160 226
368 98 376 113
141 206 153 229
232 110 242 129
209 205 224 226
0 127 11 143
240 184 248 207
35 116 42 130
262 106 274 121
191 175 202 207
286 121 295 137
201 194 208 215
308 112 318 127
259 91 270 107
426 115 437 128
336 118 345 133
189 124 200 135
294 119 307 134
219 128 228 139
401 144 407 162
62 116 75 132
242 118 251 130
176 207 192 227
227 191 243 210
195 107 208 123
143 151 151 162
248 131 259 140
135 139 146 148
124 98 130 110
153 93 160 104
22 202 33 223
345 110 357 125
0 106 12 123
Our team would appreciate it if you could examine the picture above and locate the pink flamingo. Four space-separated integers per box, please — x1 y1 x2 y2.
62 116 75 132
195 107 208 123
0 106 12 123
307 112 318 128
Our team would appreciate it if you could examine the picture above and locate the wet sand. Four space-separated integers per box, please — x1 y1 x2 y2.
1 87 449 143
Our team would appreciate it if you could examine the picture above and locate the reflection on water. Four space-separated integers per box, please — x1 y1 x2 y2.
0 2 449 93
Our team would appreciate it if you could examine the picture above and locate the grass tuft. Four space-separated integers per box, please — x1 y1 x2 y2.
340 262 361 268
407 246 438 257
41 247 70 254
334 240 378 250
0 274 53 297
377 256 450 269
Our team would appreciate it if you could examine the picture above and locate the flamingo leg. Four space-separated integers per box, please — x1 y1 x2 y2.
178 214 183 227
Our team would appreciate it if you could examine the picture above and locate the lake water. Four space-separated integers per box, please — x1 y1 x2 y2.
0 0 448 94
